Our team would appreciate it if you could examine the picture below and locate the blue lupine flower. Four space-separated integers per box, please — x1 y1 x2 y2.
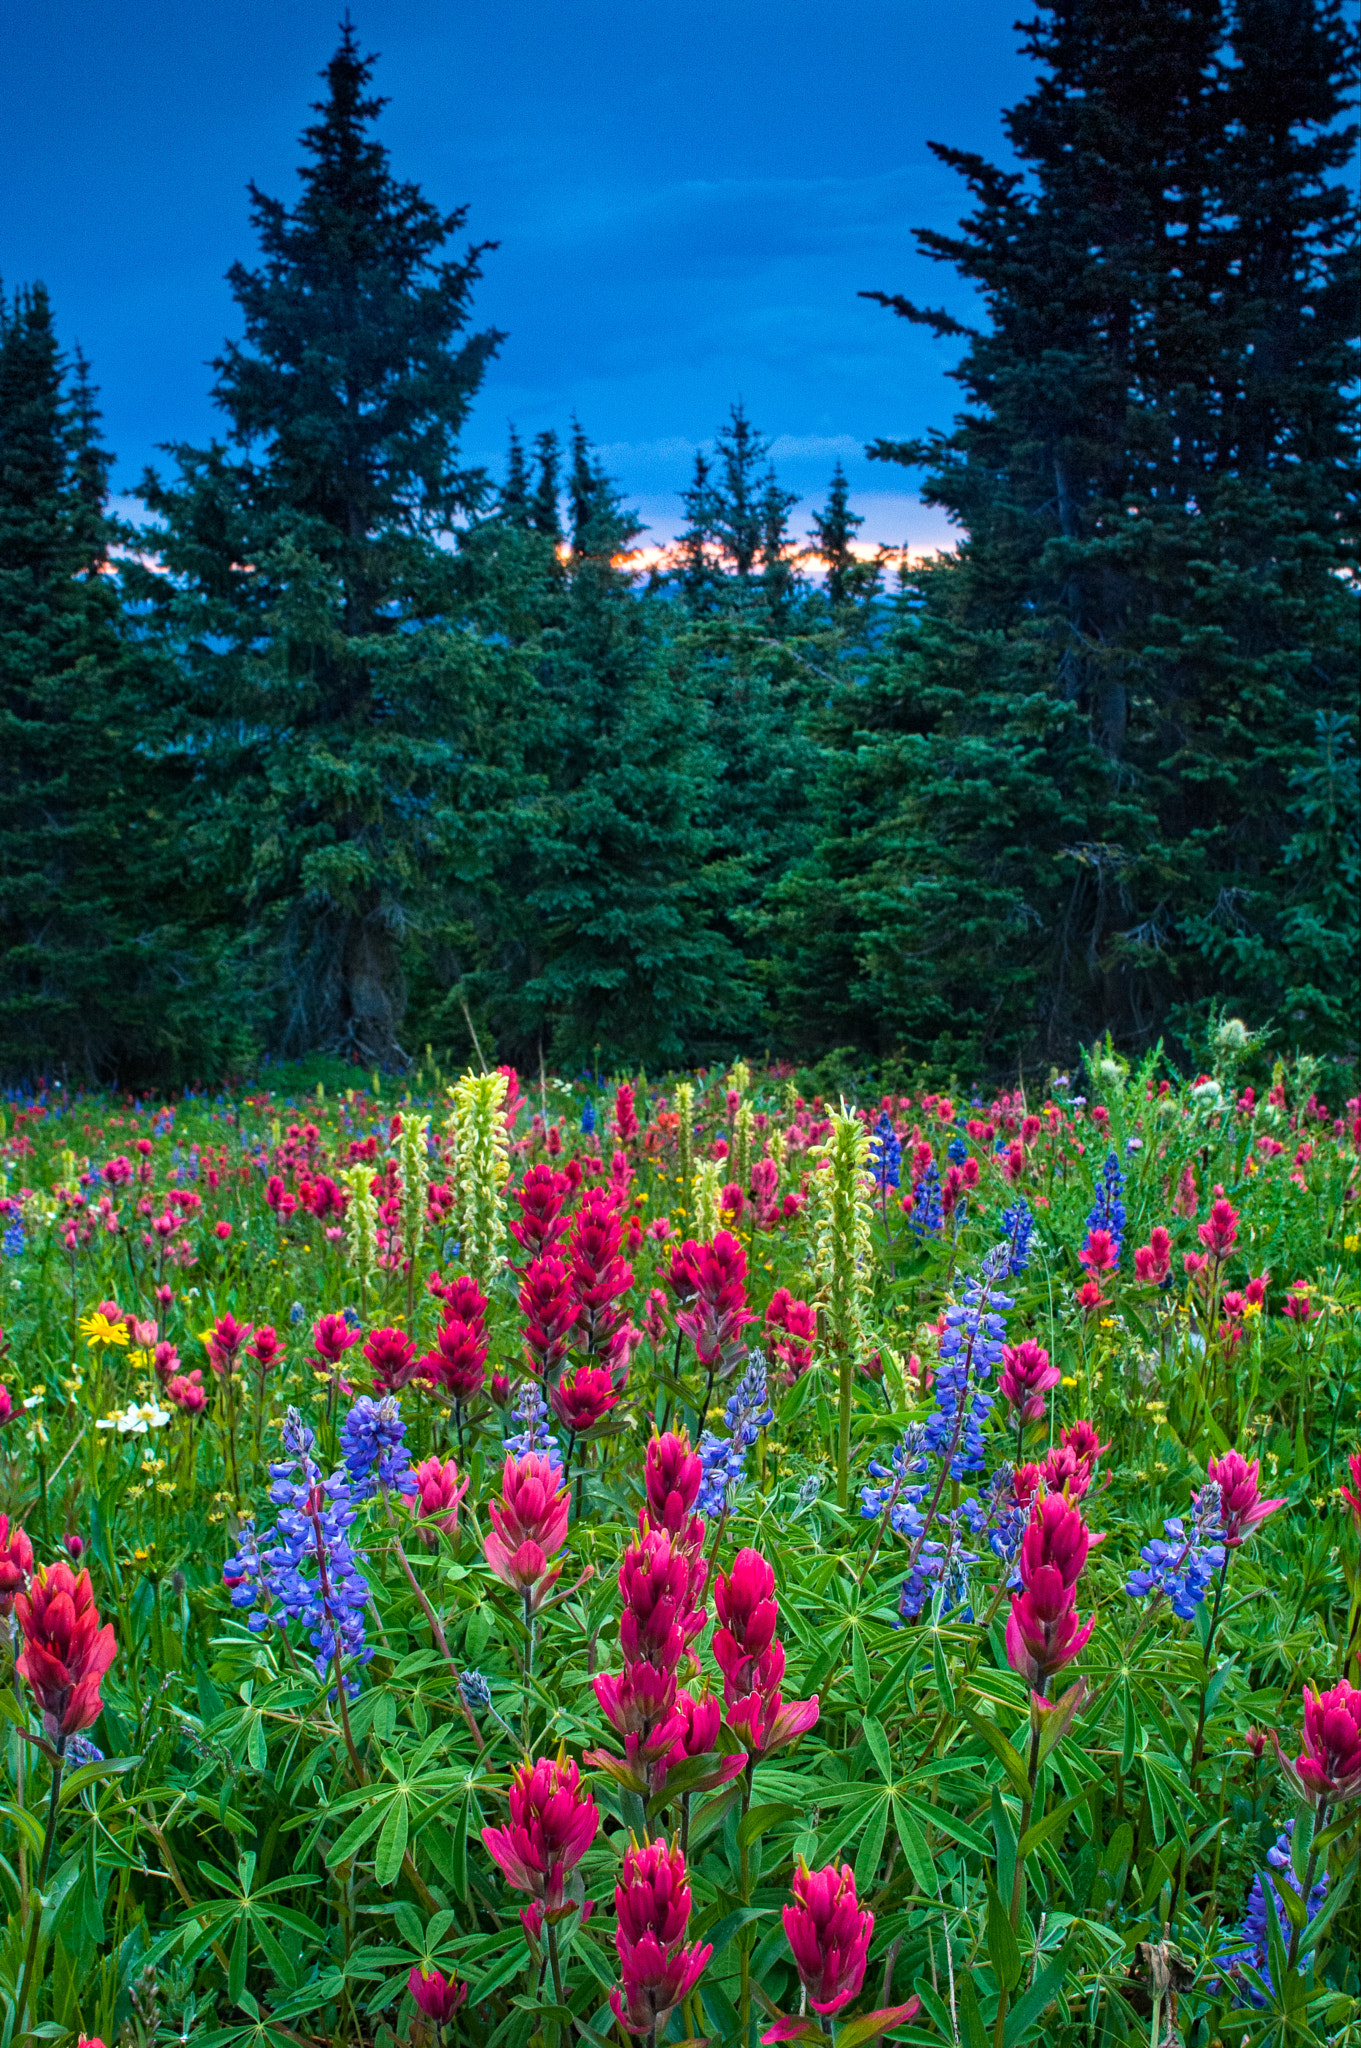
459 1669 492 1712
947 1136 968 1166
1086 1152 1127 1261
910 1162 943 1238
342 1306 362 1330
263 1412 373 1679
2 1219 25 1258
339 1395 416 1499
899 1502 985 1623
581 1100 596 1135
289 1301 306 1325
924 1251 1012 1477
870 1113 901 1192
1126 1482 1226 1619
861 1424 930 1530
1222 1823 1328 2002
1001 1198 1034 1275
697 1351 773 1517
505 1378 563 1474
225 1409 373 1683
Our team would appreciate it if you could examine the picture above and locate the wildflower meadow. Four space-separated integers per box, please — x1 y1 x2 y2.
0 1032 1358 2048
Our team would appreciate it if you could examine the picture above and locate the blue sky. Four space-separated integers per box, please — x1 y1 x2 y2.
1 1 1031 549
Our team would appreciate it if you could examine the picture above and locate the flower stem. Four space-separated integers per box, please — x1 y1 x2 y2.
14 1742 64 2042
992 1718 1042 2048
1285 1802 1329 1973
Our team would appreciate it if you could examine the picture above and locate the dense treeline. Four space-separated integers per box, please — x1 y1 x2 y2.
1 1 1356 1085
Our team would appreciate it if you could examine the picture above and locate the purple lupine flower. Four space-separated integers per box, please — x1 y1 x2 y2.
339 1394 416 1499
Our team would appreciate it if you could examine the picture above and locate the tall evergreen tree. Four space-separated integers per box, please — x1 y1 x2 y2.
136 22 504 1065
774 0 1358 1068
0 288 201 1079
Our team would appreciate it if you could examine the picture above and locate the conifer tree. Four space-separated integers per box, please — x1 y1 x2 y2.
136 22 504 1066
776 0 1358 1066
0 289 201 1079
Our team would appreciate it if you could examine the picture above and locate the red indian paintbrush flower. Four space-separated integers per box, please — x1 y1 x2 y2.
167 1370 206 1413
207 1311 253 1376
312 1312 359 1366
407 1966 467 2026
569 1188 634 1356
363 1325 416 1394
403 1455 468 1542
509 1165 572 1261
1134 1226 1172 1284
519 1254 581 1378
1206 1450 1284 1547
712 1547 818 1757
0 1514 33 1616
674 1231 755 1367
483 1451 570 1608
643 1429 703 1538
1271 1680 1361 1807
481 1748 599 1915
610 1835 712 2036
1198 1197 1239 1260
782 1860 872 2016
420 1316 487 1403
1004 1492 1093 1696
765 1288 816 1383
15 1561 117 1743
551 1363 619 1434
1079 1229 1119 1275
999 1338 1059 1424
246 1325 285 1373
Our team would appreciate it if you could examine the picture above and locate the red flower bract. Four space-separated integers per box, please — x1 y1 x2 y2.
0 1513 33 1616
403 1455 468 1542
1274 1680 1361 1806
483 1451 570 1608
1004 1492 1093 1694
15 1561 117 1743
551 1363 619 1434
609 1835 711 2036
782 1860 872 2016
999 1338 1059 1424
363 1325 416 1394
407 1966 467 2026
481 1749 598 1913
1206 1449 1284 1547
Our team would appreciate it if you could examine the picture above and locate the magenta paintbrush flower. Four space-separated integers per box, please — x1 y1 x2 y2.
609 1835 712 2036
1274 1680 1361 1806
1206 1450 1284 1547
1342 1448 1361 1529
782 1859 872 2016
0 1514 33 1617
407 1965 467 2025
16 1561 117 1743
1004 1492 1093 1695
674 1230 755 1366
712 1547 818 1757
551 1362 619 1434
644 1428 703 1535
483 1450 570 1608
998 1338 1059 1424
404 1455 468 1542
481 1749 599 1915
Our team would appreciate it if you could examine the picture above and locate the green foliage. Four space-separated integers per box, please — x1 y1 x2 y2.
0 1054 1358 2048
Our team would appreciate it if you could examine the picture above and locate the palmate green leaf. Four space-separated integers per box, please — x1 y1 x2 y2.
889 1797 936 1896
57 1754 142 1804
325 1794 397 1867
852 1795 890 1893
374 1794 410 1887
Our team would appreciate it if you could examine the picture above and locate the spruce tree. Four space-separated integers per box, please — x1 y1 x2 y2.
778 0 1358 1068
136 23 504 1065
0 289 202 1079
